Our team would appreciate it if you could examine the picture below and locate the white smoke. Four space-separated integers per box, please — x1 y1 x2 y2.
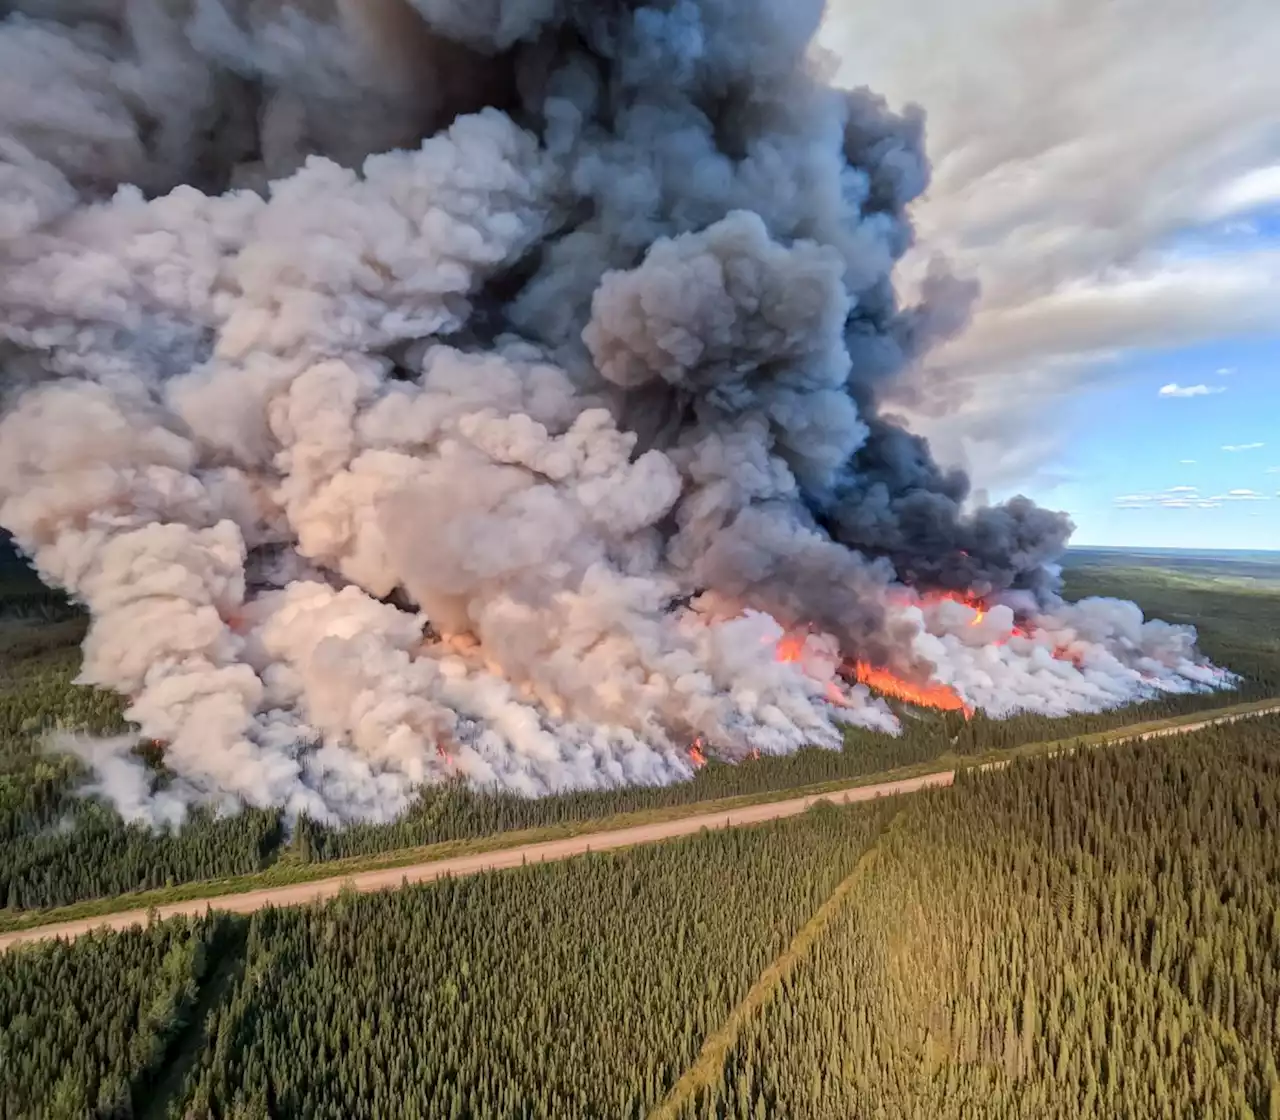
902 593 1233 718
0 0 1232 827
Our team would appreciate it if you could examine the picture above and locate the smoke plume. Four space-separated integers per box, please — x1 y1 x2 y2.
0 0 1232 825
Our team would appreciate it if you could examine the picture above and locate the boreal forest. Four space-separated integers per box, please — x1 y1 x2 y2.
2 547 1279 1118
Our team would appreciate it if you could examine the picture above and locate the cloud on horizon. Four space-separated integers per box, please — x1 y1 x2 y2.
1113 483 1269 510
1159 382 1226 398
821 0 1280 488
1223 442 1266 452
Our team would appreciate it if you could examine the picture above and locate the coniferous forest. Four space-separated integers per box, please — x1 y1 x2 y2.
2 543 1280 1117
3 714 1279 1118
682 718 1280 1119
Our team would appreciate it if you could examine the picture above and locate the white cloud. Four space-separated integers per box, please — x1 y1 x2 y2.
1266 466 1280 474
819 0 1280 487
1215 367 1235 376
1179 459 1197 464
1206 165 1280 219
1159 382 1225 398
1223 442 1266 452
1197 489 1269 503
1109 484 1267 510
1111 488 1230 511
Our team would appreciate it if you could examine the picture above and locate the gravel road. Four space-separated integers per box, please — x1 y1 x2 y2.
4 700 1276 953
0 772 953 952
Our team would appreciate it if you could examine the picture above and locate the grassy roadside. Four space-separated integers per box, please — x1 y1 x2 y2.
3 695 1275 937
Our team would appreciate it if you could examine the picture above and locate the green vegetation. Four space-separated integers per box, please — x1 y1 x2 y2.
6 715 1277 1117
680 715 1280 1119
0 913 236 1119
3 803 895 1119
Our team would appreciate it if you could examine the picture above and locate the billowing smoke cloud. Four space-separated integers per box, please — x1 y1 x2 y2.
0 0 1231 826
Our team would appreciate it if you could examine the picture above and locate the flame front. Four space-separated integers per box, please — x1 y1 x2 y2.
689 738 708 768
851 661 974 718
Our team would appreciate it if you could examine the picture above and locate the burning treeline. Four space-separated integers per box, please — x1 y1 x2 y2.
0 0 1231 827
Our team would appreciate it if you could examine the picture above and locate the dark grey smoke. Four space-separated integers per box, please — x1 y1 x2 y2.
1 0 1212 827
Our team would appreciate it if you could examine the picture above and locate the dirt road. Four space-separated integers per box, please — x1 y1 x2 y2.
0 772 953 952
4 700 1277 953
1127 706 1280 741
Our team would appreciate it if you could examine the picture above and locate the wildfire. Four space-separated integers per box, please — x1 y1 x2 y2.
925 589 985 613
688 738 708 768
775 634 806 663
922 590 1040 645
1052 645 1088 670
761 592 1061 724
850 661 974 718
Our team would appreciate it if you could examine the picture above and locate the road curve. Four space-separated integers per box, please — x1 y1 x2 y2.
4 700 1277 953
0 772 954 952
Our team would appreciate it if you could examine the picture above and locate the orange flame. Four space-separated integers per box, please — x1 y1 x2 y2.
851 661 973 718
927 589 985 612
924 591 1039 643
775 634 806 663
688 738 708 768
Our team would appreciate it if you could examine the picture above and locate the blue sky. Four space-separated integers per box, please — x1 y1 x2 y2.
1016 201 1280 551
1033 334 1279 550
